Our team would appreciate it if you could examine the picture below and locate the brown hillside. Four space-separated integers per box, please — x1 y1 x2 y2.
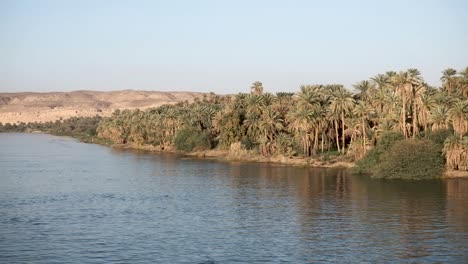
0 90 204 124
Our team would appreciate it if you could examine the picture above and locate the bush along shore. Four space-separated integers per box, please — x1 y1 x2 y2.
1 67 467 179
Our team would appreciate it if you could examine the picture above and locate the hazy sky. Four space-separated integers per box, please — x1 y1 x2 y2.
1 0 467 94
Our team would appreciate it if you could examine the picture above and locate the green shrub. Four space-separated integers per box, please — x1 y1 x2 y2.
174 127 211 152
376 132 404 149
373 139 444 180
354 132 403 174
426 129 453 147
241 136 257 150
354 147 381 174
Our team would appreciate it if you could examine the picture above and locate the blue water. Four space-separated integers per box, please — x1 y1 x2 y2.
0 133 467 263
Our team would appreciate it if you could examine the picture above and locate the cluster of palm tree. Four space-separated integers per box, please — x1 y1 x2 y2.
97 67 468 170
97 93 223 148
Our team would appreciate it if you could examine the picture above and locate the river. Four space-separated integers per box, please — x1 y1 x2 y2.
0 133 467 263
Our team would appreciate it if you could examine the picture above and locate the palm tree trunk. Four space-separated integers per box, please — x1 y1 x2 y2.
321 132 325 153
362 117 366 154
412 101 418 138
341 112 346 154
402 95 407 138
305 136 308 157
314 128 319 155
348 134 354 153
334 120 341 153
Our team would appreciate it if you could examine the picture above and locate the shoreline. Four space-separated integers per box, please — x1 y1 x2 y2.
108 143 468 179
110 143 356 169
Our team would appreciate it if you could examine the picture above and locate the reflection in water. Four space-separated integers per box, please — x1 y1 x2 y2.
1 133 468 263
446 180 468 233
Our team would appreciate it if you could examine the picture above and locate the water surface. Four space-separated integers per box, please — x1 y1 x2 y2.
1 133 467 263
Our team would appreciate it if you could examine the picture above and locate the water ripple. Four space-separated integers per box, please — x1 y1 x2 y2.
0 133 467 263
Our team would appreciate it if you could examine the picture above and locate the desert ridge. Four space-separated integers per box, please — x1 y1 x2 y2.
0 90 204 124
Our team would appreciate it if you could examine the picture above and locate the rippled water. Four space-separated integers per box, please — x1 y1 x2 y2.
0 133 467 263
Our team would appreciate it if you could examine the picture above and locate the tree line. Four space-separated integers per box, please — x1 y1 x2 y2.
96 68 467 173
0 116 103 142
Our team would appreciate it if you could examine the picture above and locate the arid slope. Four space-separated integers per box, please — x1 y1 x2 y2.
0 90 203 123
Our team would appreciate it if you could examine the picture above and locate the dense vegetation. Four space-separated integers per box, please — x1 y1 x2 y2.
373 139 445 180
0 116 104 143
96 68 467 176
1 67 467 178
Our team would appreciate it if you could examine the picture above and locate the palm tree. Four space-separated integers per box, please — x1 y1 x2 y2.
353 80 375 102
391 70 418 138
448 100 468 137
443 136 468 171
258 107 284 155
327 111 342 154
418 88 437 134
441 68 457 95
353 101 372 154
287 105 313 156
458 67 468 98
246 94 266 115
344 117 361 154
430 106 449 131
329 85 355 154
410 81 426 138
244 112 262 143
250 81 264 95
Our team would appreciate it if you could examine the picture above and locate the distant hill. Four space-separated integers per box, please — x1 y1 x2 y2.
0 90 204 124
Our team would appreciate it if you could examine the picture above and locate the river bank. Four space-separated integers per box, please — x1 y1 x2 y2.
110 142 356 168
108 142 467 178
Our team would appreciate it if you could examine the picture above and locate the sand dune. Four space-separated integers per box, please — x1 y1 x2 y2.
0 90 203 124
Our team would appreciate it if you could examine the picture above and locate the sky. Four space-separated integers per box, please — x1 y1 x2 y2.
1 0 467 94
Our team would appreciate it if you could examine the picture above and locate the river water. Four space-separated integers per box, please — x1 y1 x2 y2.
0 133 467 263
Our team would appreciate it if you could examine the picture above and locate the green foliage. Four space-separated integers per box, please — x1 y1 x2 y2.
426 129 453 147
48 116 102 136
353 148 380 174
0 116 102 138
354 132 403 174
240 136 257 150
377 132 404 149
0 122 27 132
373 139 444 180
275 132 297 156
174 127 211 152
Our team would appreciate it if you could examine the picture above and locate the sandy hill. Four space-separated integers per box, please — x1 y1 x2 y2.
0 90 203 124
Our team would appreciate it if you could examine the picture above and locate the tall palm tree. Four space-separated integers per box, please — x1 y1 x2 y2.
259 107 284 155
443 136 468 171
410 81 426 138
244 112 262 143
458 67 468 98
418 89 437 134
344 117 361 154
441 68 457 95
430 106 449 131
250 81 264 95
353 101 372 154
329 85 355 154
353 80 375 102
391 71 416 138
287 105 313 156
448 100 468 137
